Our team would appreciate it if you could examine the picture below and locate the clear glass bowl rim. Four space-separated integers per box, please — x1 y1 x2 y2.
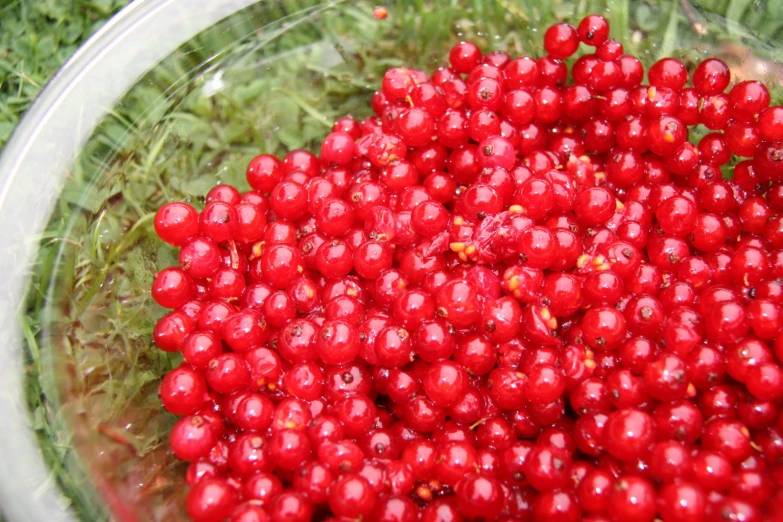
0 1 257 520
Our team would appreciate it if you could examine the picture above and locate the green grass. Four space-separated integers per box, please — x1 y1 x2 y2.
0 0 133 148
11 0 783 521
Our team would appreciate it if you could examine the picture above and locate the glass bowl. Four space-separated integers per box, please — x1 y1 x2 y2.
1 0 782 520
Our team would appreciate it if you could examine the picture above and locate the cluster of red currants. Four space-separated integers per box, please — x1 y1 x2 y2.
151 13 783 522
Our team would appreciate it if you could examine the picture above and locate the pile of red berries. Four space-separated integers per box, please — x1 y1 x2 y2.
151 13 783 522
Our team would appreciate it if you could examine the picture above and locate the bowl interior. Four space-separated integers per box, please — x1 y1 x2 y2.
19 0 783 520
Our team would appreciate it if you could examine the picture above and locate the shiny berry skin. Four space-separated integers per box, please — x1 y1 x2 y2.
518 226 558 269
372 326 411 369
477 297 521 344
206 354 250 395
514 178 554 219
449 41 482 73
649 58 688 89
575 187 616 226
581 306 627 350
182 331 222 370
657 196 697 236
199 201 238 244
704 300 749 344
611 56 641 90
275 319 318 365
525 365 565 405
454 474 504 520
729 80 770 121
544 23 579 59
648 115 687 156
561 85 596 123
351 240 391 280
603 409 655 462
154 310 195 353
267 492 312 522
284 149 319 176
320 131 355 166
246 154 283 192
691 450 732 491
155 202 199 246
758 106 783 141
524 445 572 492
179 237 221 279
333 394 377 438
411 200 448 238
206 185 238 206
401 439 437 480
170 414 218 462
315 239 353 279
234 203 266 244
396 108 436 147
702 418 752 463
152 267 194 309
578 14 609 45
608 476 656 522
291 462 332 504
476 136 515 171
197 301 235 336
573 60 599 90
748 299 783 339
648 440 692 483
187 478 238 522
596 38 623 61
316 198 354 237
622 296 663 338
332 115 361 139
222 310 267 352
532 490 581 522
420 499 461 522
539 56 568 87
232 393 274 432
410 318 453 364
208 267 245 300
686 345 725 390
503 57 539 90
746 363 783 401
423 360 468 407
316 320 360 366
328 473 377 519
269 181 309 222
643 353 689 401
725 120 761 157
228 432 272 476
260 244 303 289
690 213 728 252
503 89 536 125
436 279 480 329
267 429 311 471
229 503 271 522
692 58 730 95
653 401 702 445
435 441 479 486
283 361 323 401
371 496 418 522
714 498 760 522
577 469 613 513
467 77 503 111
404 396 445 433
730 470 770 505
160 366 208 415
